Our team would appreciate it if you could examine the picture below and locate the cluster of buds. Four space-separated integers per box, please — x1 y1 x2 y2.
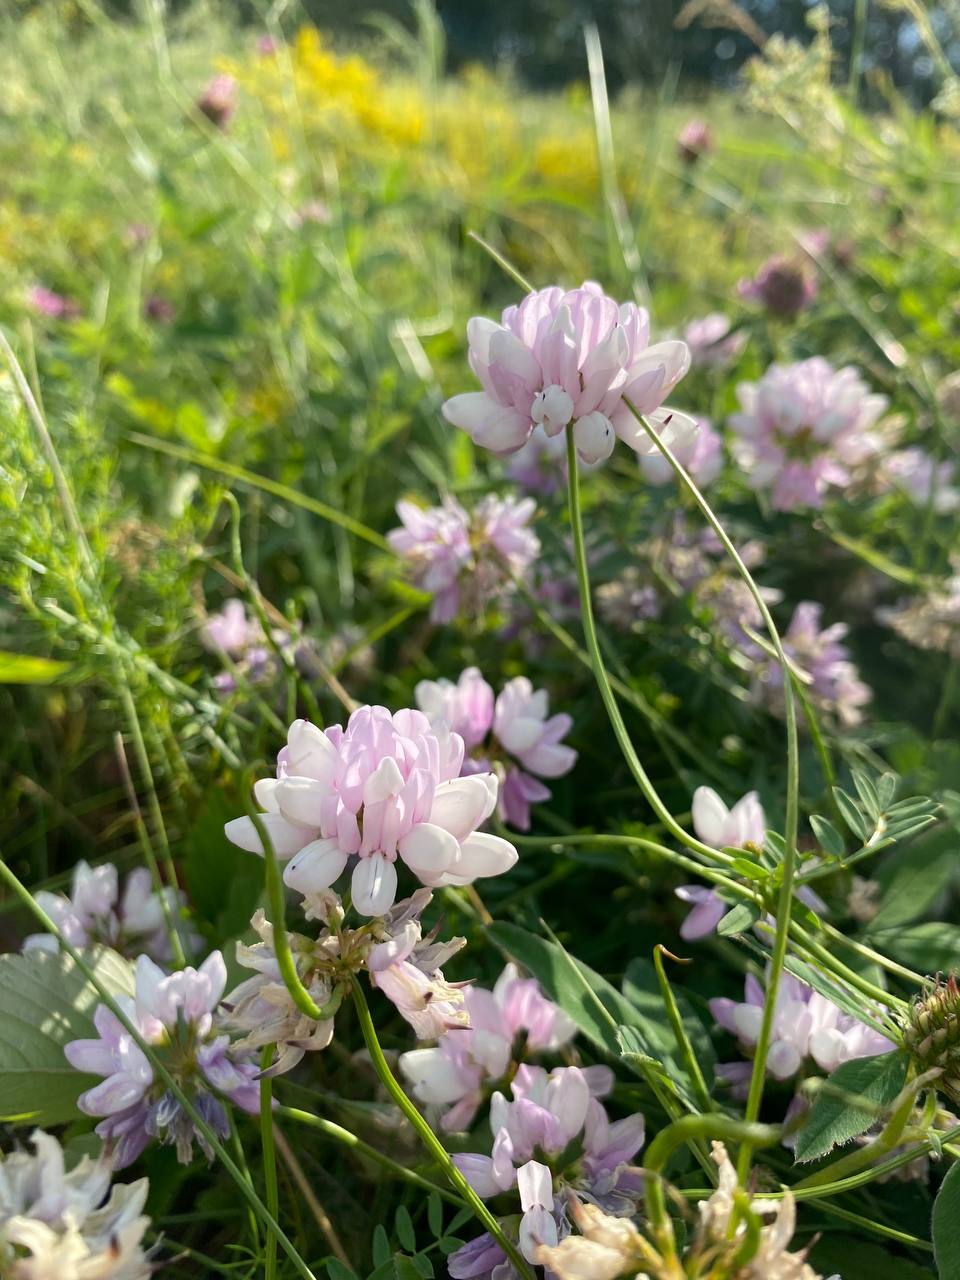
902 975 960 1104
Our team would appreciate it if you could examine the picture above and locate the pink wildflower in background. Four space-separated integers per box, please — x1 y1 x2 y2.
675 787 765 941
677 117 714 164
398 961 578 1130
23 860 193 964
387 494 539 623
415 667 577 830
710 971 893 1090
443 281 690 463
636 413 723 487
730 358 887 511
26 285 79 320
224 708 518 915
683 313 746 369
758 601 871 726
737 255 818 318
143 294 175 323
504 429 567 494
878 447 960 513
196 74 237 129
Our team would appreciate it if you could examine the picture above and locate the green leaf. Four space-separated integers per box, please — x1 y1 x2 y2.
622 956 716 1081
865 921 960 974
934 1160 960 1278
395 1206 416 1254
810 1234 933 1280
876 772 899 810
851 769 882 821
372 1225 391 1268
833 787 869 841
0 651 70 684
325 1260 356 1280
793 1052 907 1164
717 903 760 936
809 814 845 857
871 829 959 930
427 1194 443 1239
0 948 134 1126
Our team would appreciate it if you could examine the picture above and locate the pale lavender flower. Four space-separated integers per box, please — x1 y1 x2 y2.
453 1064 645 1219
0 1130 151 1280
415 670 577 831
710 972 893 1091
677 118 714 163
143 294 174 324
759 602 871 726
26 285 79 320
387 495 539 623
596 568 660 630
225 708 518 916
399 962 577 1130
201 599 261 657
443 281 689 462
878 447 960 513
64 952 260 1168
636 413 723 487
737 255 818 318
293 198 332 227
675 788 765 940
878 574 960 658
23 861 192 964
683 313 746 369
730 358 887 511
196 74 237 129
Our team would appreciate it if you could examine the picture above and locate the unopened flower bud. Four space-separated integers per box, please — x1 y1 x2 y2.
531 385 574 437
573 412 615 464
902 975 960 1103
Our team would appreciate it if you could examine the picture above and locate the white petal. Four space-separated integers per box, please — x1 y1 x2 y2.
428 776 494 841
517 1159 553 1211
398 822 459 876
283 839 349 894
362 756 404 805
253 778 280 812
450 831 518 882
691 787 729 847
441 393 531 453
351 854 398 917
275 776 328 826
224 813 315 858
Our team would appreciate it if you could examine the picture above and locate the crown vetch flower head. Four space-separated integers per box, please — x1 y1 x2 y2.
225 708 518 917
731 358 887 512
23 860 192 964
416 669 577 831
64 952 260 1168
399 961 576 1130
902 974 960 1104
738 255 818 318
387 494 539 624
443 281 690 463
0 1130 152 1280
684 313 746 369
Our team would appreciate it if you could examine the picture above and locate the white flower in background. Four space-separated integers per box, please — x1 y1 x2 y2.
0 1131 151 1280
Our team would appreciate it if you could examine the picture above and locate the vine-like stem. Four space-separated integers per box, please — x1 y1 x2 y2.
0 854 317 1280
277 1106 466 1206
350 978 535 1279
563 428 726 867
622 402 801 1180
260 1046 279 1280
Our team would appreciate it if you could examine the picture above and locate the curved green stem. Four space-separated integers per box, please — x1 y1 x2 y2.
623 402 801 1180
564 428 725 867
350 978 534 1279
276 1105 466 1206
260 1046 279 1280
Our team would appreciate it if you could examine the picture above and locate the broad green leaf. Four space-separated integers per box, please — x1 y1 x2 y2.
811 1234 934 1280
426 1194 443 1239
717 903 760 936
0 651 69 684
851 769 881 821
809 814 845 857
395 1206 416 1254
871 829 959 930
372 1225 391 1268
0 947 134 1126
934 1160 960 1279
793 1051 907 1163
833 787 869 841
866 921 960 974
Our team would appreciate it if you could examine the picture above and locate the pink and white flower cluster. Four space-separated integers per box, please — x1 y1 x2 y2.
730 358 887 511
738 255 818 318
399 962 577 1130
443 281 690 464
225 707 519 916
449 1064 646 1276
878 447 960 513
415 667 577 830
23 860 193 964
0 1131 151 1280
710 971 894 1090
388 494 539 624
636 413 724 487
65 952 260 1168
